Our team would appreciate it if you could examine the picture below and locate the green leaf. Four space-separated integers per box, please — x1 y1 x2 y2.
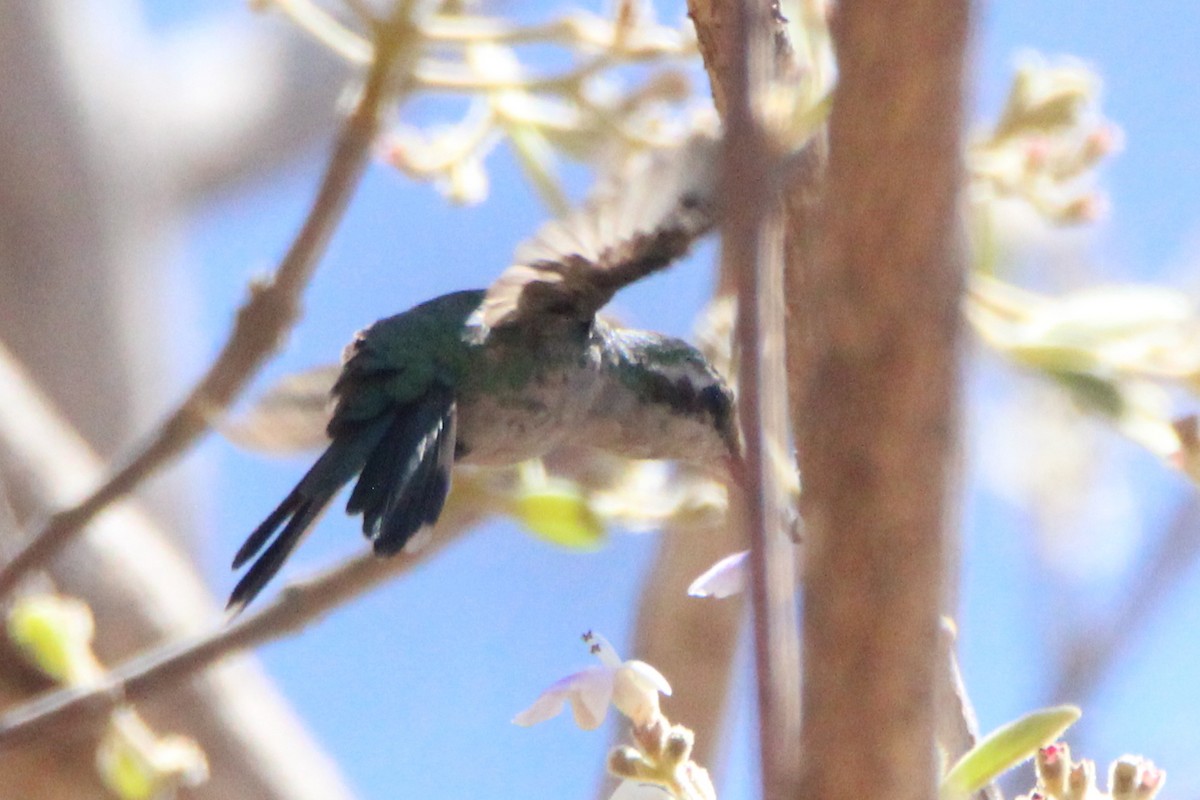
1048 370 1125 419
1007 341 1101 375
510 480 606 551
940 705 1081 800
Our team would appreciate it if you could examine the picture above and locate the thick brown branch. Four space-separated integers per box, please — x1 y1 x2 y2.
0 9 419 599
0 496 484 749
793 3 971 800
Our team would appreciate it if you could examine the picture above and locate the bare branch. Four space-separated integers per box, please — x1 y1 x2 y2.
1052 493 1200 709
687 0 807 794
720 3 802 800
0 339 354 799
936 620 1005 800
0 8 421 600
792 3 972 800
936 621 979 756
0 494 487 749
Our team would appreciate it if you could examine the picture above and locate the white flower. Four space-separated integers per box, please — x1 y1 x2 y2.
513 631 672 730
687 551 748 599
608 780 674 800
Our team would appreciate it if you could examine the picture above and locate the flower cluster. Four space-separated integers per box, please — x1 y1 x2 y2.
514 630 671 730
1018 742 1165 800
968 274 1200 485
970 54 1120 229
255 0 706 211
515 631 714 800
957 55 1200 488
607 718 716 800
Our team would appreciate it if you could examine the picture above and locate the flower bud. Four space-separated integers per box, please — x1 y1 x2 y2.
1066 759 1096 800
1035 742 1069 797
608 746 652 781
633 716 668 757
663 726 694 765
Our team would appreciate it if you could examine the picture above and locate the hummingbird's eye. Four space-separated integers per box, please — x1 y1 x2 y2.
698 383 731 420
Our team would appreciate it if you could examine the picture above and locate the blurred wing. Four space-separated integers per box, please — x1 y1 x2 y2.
220 364 340 454
473 132 722 333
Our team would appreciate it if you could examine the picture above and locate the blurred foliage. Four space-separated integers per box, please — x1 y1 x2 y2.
1017 742 1164 800
967 56 1200 490
256 0 708 212
6 595 208 800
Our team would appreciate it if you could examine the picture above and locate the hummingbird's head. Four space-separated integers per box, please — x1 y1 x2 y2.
592 329 739 466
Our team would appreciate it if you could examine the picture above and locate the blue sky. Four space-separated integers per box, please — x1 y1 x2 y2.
141 2 1200 798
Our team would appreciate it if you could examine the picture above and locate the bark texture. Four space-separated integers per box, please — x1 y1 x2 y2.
790 2 972 800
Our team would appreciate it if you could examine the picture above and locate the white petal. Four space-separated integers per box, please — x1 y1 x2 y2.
612 661 670 726
569 666 615 730
609 780 674 800
623 660 672 697
687 550 748 598
569 693 607 730
587 631 624 669
513 686 570 726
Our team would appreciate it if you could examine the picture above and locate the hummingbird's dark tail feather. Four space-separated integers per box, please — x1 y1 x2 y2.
226 494 326 612
347 385 457 556
232 489 302 570
227 417 391 612
375 402 455 555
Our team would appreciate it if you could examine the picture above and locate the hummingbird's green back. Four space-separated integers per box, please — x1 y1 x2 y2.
328 289 485 432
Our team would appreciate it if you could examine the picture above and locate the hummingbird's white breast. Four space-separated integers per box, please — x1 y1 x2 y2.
453 327 608 465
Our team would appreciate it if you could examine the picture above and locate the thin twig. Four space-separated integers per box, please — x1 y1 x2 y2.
422 13 691 54
413 55 612 93
270 0 373 64
421 15 596 46
722 1 801 799
937 620 1004 800
412 30 691 95
0 341 355 798
0 497 486 749
1051 492 1200 709
0 7 420 600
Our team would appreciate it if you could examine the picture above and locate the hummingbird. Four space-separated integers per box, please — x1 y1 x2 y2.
228 132 736 610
